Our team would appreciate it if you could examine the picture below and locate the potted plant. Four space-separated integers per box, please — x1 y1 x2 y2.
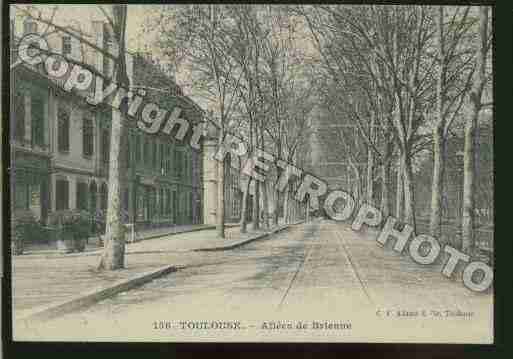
71 210 92 252
49 210 75 253
49 210 92 253
11 210 37 255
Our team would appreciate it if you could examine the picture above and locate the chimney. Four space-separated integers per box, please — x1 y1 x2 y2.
23 18 38 35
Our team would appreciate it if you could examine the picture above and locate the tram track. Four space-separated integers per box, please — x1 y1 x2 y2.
277 220 374 311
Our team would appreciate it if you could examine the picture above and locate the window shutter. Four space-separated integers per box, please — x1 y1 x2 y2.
58 107 69 152
83 117 94 157
56 179 69 210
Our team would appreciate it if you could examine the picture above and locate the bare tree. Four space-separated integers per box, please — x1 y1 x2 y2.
99 5 129 270
429 6 475 238
301 5 398 215
303 5 437 231
461 6 491 253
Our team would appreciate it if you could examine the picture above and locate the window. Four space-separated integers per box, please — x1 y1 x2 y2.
57 106 69 152
181 192 186 224
159 143 165 174
172 190 177 221
136 186 151 221
89 182 97 214
166 145 172 175
100 183 108 212
175 148 182 178
101 129 110 163
166 189 172 216
76 182 88 210
143 138 150 164
184 152 190 180
149 188 156 219
152 142 158 170
188 192 193 221
14 90 25 142
14 184 29 209
56 179 69 210
135 134 141 163
159 188 165 216
83 117 94 157
62 36 72 57
32 93 45 147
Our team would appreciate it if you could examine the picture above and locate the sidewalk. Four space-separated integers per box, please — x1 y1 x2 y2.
21 222 239 256
12 221 297 321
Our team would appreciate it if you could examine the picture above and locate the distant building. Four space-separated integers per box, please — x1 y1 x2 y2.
308 105 374 200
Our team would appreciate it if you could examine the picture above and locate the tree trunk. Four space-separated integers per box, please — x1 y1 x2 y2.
262 181 270 229
461 112 476 253
252 179 260 230
260 130 269 229
216 121 225 238
98 5 128 271
380 158 391 218
272 163 282 226
273 189 280 226
240 177 250 233
284 184 290 224
395 157 404 221
430 6 446 239
402 150 416 232
352 166 363 209
462 7 487 254
290 192 295 223
429 125 445 238
217 149 225 238
366 114 376 205
98 108 125 270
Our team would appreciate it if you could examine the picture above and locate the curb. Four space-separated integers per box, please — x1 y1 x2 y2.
194 223 296 252
15 264 178 324
138 224 221 241
137 223 239 241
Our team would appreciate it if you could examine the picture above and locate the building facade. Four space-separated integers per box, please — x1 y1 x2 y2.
11 16 204 229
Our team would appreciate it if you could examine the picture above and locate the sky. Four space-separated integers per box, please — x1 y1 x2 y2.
11 4 209 108
11 5 152 51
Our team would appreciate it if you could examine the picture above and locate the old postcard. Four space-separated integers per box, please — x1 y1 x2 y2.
9 4 493 343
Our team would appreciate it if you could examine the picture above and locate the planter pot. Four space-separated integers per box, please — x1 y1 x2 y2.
56 231 75 254
73 237 87 252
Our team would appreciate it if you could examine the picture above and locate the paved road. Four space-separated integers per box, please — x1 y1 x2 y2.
20 219 493 342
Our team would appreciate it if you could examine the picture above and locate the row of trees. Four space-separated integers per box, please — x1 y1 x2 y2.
146 4 493 253
298 5 492 254
145 5 316 238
